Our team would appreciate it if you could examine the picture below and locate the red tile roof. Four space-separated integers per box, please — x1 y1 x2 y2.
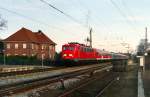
4 27 56 45
34 30 56 44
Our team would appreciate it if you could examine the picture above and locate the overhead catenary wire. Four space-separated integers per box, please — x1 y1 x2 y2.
120 0 142 37
0 6 68 32
0 5 84 37
76 0 113 32
40 0 85 27
75 0 117 49
25 0 83 36
76 0 90 26
75 0 117 42
121 0 137 25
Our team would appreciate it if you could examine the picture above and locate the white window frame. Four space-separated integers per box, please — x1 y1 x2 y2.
31 54 34 56
7 54 10 56
15 44 18 49
7 43 10 49
22 53 26 56
15 53 18 56
42 45 44 50
23 43 27 49
31 44 34 49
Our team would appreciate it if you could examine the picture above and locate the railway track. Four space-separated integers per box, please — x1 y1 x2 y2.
58 69 116 97
95 78 116 97
0 63 112 96
0 62 111 78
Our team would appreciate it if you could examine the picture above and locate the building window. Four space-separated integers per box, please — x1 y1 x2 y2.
31 44 34 49
22 53 26 56
23 43 27 49
15 53 18 56
15 44 18 49
7 44 10 49
45 45 48 50
31 54 34 56
42 45 44 50
7 54 10 56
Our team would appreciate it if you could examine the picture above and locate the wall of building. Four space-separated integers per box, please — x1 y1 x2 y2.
4 42 55 60
37 44 55 60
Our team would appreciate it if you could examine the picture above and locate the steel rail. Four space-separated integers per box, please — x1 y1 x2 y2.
0 64 111 96
95 78 116 97
58 66 113 97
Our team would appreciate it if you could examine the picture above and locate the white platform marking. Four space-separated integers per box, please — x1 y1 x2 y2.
138 72 145 97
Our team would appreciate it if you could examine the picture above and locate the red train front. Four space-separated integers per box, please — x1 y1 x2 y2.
62 42 80 61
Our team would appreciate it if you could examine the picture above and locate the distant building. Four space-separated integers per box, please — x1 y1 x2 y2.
3 27 56 60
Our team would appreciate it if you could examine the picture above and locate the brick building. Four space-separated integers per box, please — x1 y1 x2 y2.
3 27 56 60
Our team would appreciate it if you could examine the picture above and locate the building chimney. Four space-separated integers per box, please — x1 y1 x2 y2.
38 30 42 33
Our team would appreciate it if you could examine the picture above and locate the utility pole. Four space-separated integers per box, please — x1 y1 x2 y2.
85 10 93 47
145 27 148 52
89 28 92 47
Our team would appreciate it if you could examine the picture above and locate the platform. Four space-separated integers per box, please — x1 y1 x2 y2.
142 70 150 97
0 65 52 72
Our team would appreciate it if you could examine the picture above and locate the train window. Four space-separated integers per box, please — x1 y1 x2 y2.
87 48 92 52
85 48 88 52
89 48 91 52
63 46 74 51
63 46 68 50
69 47 74 51
87 48 89 52
89 48 90 52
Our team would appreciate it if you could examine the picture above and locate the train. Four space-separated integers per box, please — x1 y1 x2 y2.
61 42 128 64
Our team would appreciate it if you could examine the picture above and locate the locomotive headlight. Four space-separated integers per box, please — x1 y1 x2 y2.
63 54 67 57
69 54 73 56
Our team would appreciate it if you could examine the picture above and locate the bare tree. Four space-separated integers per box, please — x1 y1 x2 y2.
0 14 7 30
137 39 145 55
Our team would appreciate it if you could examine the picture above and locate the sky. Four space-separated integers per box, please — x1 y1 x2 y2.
0 0 149 53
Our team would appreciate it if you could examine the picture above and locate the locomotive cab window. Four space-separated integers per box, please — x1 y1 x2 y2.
63 46 68 50
63 46 75 51
69 47 74 51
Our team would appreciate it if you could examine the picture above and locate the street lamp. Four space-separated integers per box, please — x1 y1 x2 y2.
144 52 148 56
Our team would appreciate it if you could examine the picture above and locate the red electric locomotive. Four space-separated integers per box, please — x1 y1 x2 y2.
61 42 112 63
